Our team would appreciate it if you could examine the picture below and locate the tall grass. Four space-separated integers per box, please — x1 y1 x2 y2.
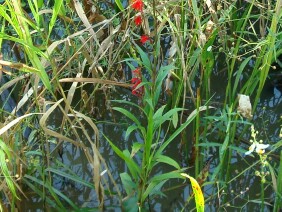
0 0 281 211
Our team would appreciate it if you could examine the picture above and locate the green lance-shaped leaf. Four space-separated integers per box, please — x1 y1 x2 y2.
181 173 205 212
120 172 137 196
48 0 63 40
274 151 282 211
142 171 182 202
104 135 141 181
112 107 141 126
133 41 152 74
115 0 124 11
0 140 18 199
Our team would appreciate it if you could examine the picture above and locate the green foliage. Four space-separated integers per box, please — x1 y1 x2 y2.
109 97 193 208
274 151 282 211
0 0 282 210
48 0 64 40
107 24 200 208
114 0 124 11
181 174 205 212
0 139 18 199
0 0 51 90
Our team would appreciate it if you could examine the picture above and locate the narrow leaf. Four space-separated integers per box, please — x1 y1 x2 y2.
181 173 205 212
0 113 41 135
45 168 95 189
156 155 181 169
112 107 141 126
120 172 136 195
142 171 182 201
274 151 282 211
115 0 124 11
104 135 140 180
133 41 152 73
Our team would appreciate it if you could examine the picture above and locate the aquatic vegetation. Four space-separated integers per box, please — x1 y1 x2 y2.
0 0 282 211
181 173 204 212
245 125 270 155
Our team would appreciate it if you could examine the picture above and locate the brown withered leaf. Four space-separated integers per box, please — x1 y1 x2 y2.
196 157 212 187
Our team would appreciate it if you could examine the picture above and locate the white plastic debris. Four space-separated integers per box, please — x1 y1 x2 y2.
238 94 253 119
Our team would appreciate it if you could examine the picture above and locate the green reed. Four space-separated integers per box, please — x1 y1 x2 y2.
0 0 118 210
167 0 282 209
1 0 282 211
274 150 282 211
0 0 52 90
106 37 198 209
104 0 207 209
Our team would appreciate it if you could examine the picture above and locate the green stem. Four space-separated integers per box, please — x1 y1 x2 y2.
138 0 158 208
225 1 254 105
151 0 157 94
261 180 264 212
253 0 282 110
195 88 201 176
274 151 282 211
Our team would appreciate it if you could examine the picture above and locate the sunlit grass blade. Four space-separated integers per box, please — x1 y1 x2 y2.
0 139 18 199
181 173 204 212
0 113 40 136
274 151 282 211
1 0 52 90
115 0 124 11
27 0 41 26
47 0 63 40
253 0 282 109
0 33 47 58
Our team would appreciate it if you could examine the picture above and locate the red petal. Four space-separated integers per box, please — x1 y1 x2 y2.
134 16 142 26
140 35 149 44
133 68 141 76
131 0 143 11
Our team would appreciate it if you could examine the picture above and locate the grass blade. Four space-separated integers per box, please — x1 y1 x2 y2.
104 135 141 180
115 0 124 11
181 173 205 212
274 151 282 211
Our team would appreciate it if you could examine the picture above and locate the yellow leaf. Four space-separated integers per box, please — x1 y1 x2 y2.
181 173 205 212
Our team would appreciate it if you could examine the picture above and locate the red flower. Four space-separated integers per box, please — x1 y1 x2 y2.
131 77 144 97
134 15 142 26
132 77 141 86
131 68 144 97
131 0 143 11
133 67 141 76
140 35 149 44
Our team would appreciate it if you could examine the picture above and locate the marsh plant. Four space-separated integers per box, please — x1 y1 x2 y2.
0 0 282 211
